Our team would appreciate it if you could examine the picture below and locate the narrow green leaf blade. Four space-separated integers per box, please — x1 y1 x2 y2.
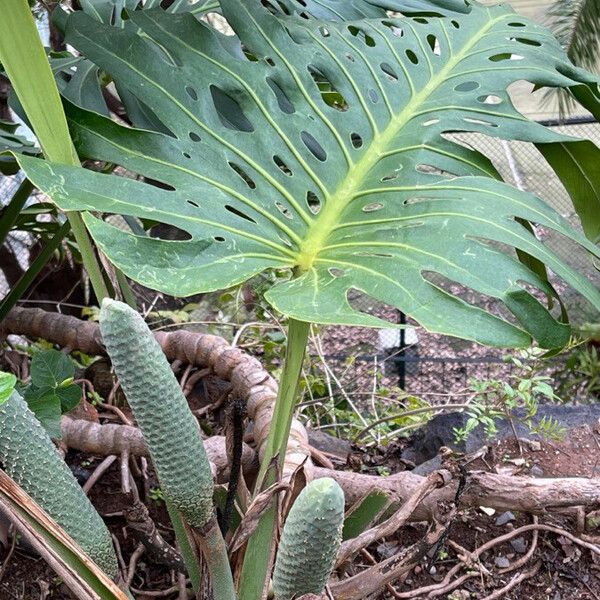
538 140 600 244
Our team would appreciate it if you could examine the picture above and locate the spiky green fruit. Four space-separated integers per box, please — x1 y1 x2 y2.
273 478 344 600
0 390 118 577
99 299 213 528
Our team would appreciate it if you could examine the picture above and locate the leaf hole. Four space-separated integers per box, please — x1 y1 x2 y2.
381 173 398 182
513 37 541 47
306 191 321 214
422 118 440 127
463 117 498 127
478 94 502 105
301 131 327 161
406 49 419 65
182 152 192 158
454 80 479 92
214 236 226 242
451 20 460 28
276 201 293 219
412 17 428 24
189 132 201 142
228 162 256 189
210 85 255 132
427 34 440 56
380 62 398 81
308 65 349 111
319 26 330 37
346 53 355 62
329 267 345 278
267 77 296 114
273 155 292 175
416 164 457 178
368 89 379 103
187 200 199 207
265 57 276 66
275 0 291 14
363 202 383 212
489 53 523 62
185 86 198 101
351 132 363 148
508 22 526 27
348 25 376 47
225 204 256 223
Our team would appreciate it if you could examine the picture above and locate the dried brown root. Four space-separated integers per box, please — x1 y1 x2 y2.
2 307 312 484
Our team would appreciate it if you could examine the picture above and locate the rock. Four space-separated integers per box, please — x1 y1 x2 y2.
412 455 442 475
494 556 510 569
527 439 542 452
403 405 600 466
531 465 544 478
307 429 352 460
510 537 528 554
495 511 516 526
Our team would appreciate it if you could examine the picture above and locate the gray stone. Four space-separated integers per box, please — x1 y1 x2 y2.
510 537 528 554
494 556 510 569
307 429 352 460
531 465 544 478
495 511 516 526
412 455 442 476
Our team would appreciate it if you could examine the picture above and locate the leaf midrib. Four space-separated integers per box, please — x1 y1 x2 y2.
296 8 501 271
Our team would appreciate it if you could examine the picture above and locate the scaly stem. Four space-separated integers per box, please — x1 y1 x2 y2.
238 318 310 600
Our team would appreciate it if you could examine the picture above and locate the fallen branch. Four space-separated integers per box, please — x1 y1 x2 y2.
315 467 600 520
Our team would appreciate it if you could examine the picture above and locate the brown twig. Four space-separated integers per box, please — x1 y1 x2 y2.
0 528 17 584
498 516 539 574
480 560 541 600
130 583 185 597
125 543 145 588
83 455 117 495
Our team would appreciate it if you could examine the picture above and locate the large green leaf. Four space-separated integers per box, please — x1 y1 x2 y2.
18 1 600 348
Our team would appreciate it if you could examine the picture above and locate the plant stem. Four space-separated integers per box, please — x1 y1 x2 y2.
238 318 310 600
66 212 110 302
0 178 34 247
0 220 70 321
192 516 236 600
165 500 202 595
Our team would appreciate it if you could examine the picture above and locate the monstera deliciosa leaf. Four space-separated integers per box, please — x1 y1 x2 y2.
18 0 600 348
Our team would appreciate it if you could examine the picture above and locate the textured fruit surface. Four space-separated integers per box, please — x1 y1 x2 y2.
273 477 344 600
100 299 213 528
0 390 118 577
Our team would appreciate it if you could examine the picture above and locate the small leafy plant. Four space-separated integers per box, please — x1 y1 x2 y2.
453 349 566 444
22 348 82 439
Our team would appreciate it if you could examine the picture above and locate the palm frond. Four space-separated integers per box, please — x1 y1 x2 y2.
544 0 600 117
